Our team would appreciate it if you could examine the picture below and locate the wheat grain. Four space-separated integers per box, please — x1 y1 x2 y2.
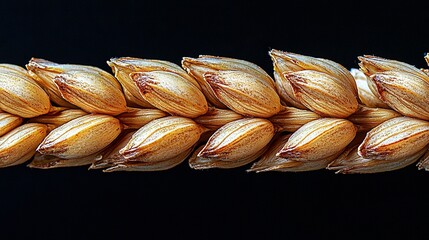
0 52 427 173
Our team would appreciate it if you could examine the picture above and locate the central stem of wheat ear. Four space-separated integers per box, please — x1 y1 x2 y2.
0 51 428 174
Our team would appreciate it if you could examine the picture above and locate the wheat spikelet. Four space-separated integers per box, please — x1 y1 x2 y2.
0 52 427 173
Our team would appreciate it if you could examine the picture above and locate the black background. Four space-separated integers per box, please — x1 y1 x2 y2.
1 0 428 239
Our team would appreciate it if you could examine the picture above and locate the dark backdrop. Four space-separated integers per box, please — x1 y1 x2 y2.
1 0 428 239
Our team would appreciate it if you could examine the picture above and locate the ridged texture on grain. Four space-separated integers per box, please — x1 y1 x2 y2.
37 115 122 159
54 70 127 115
348 105 401 132
204 71 281 117
358 117 429 161
0 112 23 137
131 71 208 118
250 134 340 172
119 116 206 162
191 118 275 169
0 123 48 167
278 118 357 161
182 55 275 108
269 49 358 110
0 64 51 118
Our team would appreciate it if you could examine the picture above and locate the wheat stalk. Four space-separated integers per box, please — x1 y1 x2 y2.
0 52 428 173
